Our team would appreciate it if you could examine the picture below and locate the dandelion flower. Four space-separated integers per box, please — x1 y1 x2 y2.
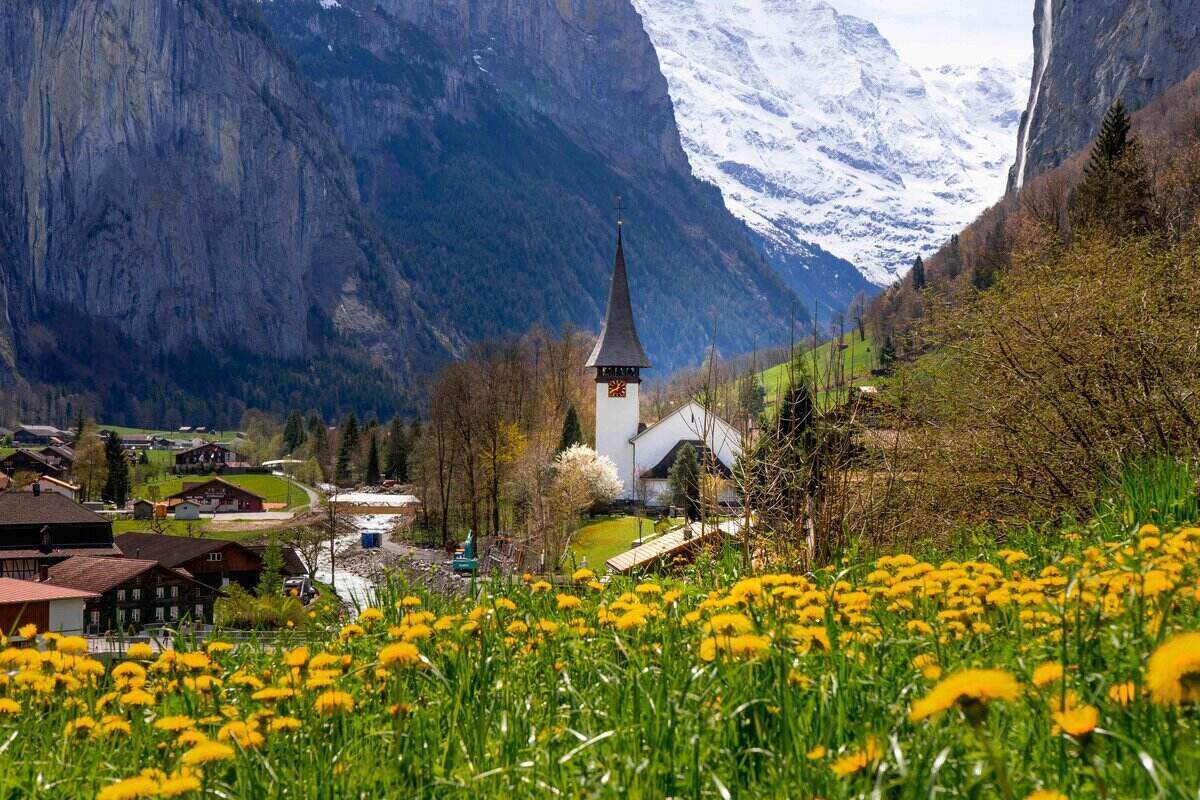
124 643 154 660
830 738 881 777
379 642 421 668
268 716 302 734
153 715 195 733
572 568 595 582
96 775 159 800
909 669 1020 722
157 771 201 797
359 607 384 624
806 745 827 760
314 690 355 715
0 698 20 715
1024 792 1067 800
1052 704 1099 737
556 594 582 610
1146 632 1200 705
17 624 36 640
180 741 235 766
1108 681 1136 706
1031 662 1064 688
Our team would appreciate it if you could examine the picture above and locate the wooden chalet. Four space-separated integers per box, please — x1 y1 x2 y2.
115 532 267 591
12 425 71 446
0 449 67 479
167 477 265 513
47 556 223 633
174 442 248 469
0 491 121 580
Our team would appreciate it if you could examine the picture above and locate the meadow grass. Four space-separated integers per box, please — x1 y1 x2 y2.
131 474 306 510
567 515 682 569
3 471 1200 798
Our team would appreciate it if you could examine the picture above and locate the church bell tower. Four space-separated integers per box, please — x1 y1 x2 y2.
585 218 651 500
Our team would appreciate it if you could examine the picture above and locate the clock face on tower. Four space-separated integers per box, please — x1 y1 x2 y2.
607 379 628 398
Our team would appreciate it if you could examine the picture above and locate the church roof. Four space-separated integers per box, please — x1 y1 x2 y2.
640 439 734 480
585 226 652 369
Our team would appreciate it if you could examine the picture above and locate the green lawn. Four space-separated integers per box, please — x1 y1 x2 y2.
112 519 268 543
756 332 880 412
101 424 239 442
568 515 680 571
131 473 308 510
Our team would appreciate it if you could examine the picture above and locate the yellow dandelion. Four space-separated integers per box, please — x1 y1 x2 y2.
1024 791 1067 800
268 716 302 734
806 745 827 760
1052 704 1099 737
180 741 235 766
556 594 582 610
96 775 159 800
1107 681 1136 706
123 643 154 660
572 568 595 582
157 771 201 797
1031 662 1064 688
0 698 20 715
830 738 881 777
359 607 384 624
153 715 195 733
1146 632 1200 705
314 690 355 715
379 642 421 668
909 669 1020 722
17 623 36 640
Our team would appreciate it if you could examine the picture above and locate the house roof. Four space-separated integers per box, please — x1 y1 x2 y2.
25 475 81 492
245 544 308 576
1 449 61 470
41 445 75 460
0 492 109 526
584 226 651 369
0 577 98 604
177 442 237 457
46 555 224 595
17 424 69 437
640 440 734 480
114 532 259 568
168 477 265 502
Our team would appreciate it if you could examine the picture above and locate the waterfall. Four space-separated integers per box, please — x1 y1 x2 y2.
1015 0 1054 189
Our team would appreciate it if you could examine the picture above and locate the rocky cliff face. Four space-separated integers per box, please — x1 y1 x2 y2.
0 0 453 390
1011 0 1200 189
259 0 801 370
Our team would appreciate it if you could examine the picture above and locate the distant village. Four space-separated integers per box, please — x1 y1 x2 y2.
0 420 420 645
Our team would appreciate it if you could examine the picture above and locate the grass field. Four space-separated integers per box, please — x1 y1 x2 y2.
131 473 307 510
568 515 680 569
101 424 239 443
756 332 879 411
4 487 1200 797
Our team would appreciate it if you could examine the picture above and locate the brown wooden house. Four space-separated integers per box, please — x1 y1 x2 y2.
46 556 223 633
167 478 265 513
174 442 248 469
115 532 267 591
0 449 66 479
0 491 121 580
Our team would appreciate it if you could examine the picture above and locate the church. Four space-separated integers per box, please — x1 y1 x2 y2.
585 222 742 505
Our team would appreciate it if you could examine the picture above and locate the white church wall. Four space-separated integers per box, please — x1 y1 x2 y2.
595 380 640 499
633 401 742 475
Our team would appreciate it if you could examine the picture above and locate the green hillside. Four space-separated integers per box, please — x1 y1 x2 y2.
756 332 879 412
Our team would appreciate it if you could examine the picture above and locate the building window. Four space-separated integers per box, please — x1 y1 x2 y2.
131 608 141 623
169 606 179 621
90 610 100 625
117 589 125 602
170 585 179 598
155 586 165 600
131 588 141 601
194 604 205 621
155 606 164 622
207 552 223 562
117 609 125 624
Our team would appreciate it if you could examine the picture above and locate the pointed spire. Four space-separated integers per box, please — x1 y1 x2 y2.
585 223 652 369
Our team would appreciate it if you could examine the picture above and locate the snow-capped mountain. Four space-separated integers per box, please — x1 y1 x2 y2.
632 0 1028 285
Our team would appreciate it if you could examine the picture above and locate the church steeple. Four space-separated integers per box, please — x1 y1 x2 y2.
585 223 651 370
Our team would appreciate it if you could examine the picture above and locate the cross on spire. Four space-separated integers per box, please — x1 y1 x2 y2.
615 195 625 227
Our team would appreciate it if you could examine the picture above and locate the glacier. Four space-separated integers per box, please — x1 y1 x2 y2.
633 0 1029 285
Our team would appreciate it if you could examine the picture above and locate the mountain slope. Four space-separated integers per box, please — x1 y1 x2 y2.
1011 0 1200 189
0 0 454 421
258 0 806 371
632 0 1027 286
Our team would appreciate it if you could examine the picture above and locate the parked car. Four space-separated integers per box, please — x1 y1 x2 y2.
284 576 316 604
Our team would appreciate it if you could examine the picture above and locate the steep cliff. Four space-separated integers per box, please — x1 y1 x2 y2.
258 0 804 370
1011 0 1200 189
0 0 454 418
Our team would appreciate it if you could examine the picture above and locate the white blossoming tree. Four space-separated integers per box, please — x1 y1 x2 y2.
554 444 623 504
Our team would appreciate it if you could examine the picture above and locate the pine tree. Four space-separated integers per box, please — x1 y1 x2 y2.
557 406 584 453
879 336 897 373
73 410 87 444
1071 100 1154 235
307 414 330 479
365 433 381 486
737 370 767 420
385 417 409 482
911 255 926 290
101 432 130 506
256 538 284 597
334 413 359 486
668 443 702 522
282 410 307 453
